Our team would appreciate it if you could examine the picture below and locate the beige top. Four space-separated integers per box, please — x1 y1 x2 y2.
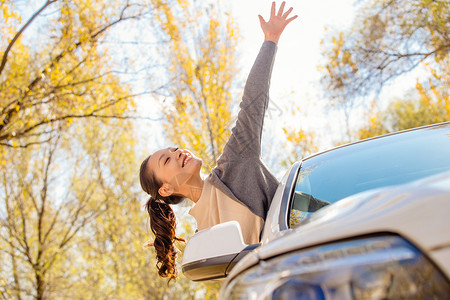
189 177 264 245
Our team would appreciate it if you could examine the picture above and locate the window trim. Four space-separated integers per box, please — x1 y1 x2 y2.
279 161 302 231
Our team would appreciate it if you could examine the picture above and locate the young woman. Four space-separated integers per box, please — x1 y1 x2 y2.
139 1 297 281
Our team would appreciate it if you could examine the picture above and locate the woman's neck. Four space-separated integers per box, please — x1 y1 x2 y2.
180 173 204 203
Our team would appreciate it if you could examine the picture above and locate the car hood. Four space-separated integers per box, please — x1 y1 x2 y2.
227 171 450 280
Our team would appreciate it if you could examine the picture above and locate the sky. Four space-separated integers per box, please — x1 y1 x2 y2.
138 0 423 173
228 0 356 100
227 0 357 145
14 0 423 164
140 0 358 158
225 0 422 151
173 0 363 220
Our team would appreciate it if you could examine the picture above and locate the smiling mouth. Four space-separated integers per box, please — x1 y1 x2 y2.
182 154 191 167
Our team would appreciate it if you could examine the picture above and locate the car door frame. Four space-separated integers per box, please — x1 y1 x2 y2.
260 161 302 243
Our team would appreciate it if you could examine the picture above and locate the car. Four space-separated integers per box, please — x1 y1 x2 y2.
181 122 450 299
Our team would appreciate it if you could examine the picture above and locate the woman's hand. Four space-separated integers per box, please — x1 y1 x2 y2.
258 1 298 45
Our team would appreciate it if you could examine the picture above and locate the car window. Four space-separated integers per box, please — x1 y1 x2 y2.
289 124 450 227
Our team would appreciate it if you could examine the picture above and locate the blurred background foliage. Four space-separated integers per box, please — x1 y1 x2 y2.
319 0 449 143
0 0 448 299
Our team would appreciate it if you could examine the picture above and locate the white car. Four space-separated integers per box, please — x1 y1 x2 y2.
181 122 450 299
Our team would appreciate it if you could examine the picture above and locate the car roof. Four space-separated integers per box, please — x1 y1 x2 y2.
301 121 450 162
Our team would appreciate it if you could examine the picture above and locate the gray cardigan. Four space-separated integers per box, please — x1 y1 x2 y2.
208 41 280 220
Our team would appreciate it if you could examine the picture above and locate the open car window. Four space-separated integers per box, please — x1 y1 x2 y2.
289 124 450 228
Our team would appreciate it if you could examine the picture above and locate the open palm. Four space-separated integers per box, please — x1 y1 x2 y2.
258 1 298 44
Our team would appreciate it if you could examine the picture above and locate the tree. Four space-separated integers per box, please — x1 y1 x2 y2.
319 0 449 109
0 116 137 299
358 65 449 139
280 101 318 168
143 1 239 296
1 0 243 298
0 0 149 149
0 106 210 299
1 1 151 298
150 0 240 172
1 0 221 299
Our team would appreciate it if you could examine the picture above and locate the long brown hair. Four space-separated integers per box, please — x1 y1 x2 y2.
139 155 185 281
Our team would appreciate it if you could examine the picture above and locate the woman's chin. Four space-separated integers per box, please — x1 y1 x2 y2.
187 157 203 174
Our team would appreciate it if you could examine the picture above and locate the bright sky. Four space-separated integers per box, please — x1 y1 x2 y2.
141 0 344 173
174 0 361 219
139 0 425 220
227 0 358 160
227 0 421 152
229 0 356 99
139 0 421 172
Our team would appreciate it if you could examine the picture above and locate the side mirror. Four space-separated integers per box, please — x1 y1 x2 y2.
181 221 259 281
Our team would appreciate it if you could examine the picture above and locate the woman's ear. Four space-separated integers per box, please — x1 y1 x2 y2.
158 183 174 197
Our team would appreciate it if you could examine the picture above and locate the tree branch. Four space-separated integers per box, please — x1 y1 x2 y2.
0 0 57 75
0 137 54 148
1 2 146 134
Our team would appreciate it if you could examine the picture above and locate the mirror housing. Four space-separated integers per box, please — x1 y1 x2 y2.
181 221 259 281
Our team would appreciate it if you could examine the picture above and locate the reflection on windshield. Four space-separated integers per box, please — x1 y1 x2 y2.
289 124 450 228
290 191 330 227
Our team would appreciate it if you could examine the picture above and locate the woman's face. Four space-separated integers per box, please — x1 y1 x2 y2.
145 147 202 192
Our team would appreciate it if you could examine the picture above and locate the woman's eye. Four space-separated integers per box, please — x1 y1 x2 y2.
165 157 170 165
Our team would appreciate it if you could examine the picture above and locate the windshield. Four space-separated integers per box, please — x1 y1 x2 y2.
289 124 450 227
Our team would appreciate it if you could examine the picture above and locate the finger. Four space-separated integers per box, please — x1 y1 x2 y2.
282 7 293 19
258 14 266 25
277 1 286 17
286 15 298 24
270 1 276 18
143 240 154 247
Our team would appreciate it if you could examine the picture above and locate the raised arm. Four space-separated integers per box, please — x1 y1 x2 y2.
219 2 297 161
